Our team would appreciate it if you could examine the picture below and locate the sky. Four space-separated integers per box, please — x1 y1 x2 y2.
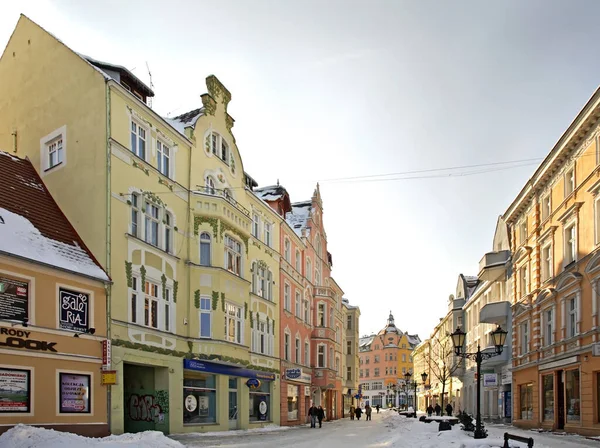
2 0 600 341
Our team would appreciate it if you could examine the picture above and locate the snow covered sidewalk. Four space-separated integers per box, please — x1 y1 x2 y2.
0 424 184 448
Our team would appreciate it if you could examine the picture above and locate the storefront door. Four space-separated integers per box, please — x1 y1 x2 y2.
228 377 238 429
557 370 565 430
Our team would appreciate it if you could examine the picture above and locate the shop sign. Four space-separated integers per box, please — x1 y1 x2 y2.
0 276 28 321
101 370 117 385
286 368 301 379
102 340 111 370
0 328 57 352
304 386 310 396
483 373 498 387
593 343 600 357
59 373 90 413
59 288 89 333
246 378 261 389
0 367 30 413
501 370 512 385
184 359 276 381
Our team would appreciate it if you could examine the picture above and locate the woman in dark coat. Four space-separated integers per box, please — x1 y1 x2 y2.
354 406 363 420
317 405 325 427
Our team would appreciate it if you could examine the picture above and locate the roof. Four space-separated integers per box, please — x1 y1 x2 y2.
254 185 287 202
359 335 374 350
82 55 154 98
166 108 205 137
406 334 421 349
0 151 109 282
286 201 312 237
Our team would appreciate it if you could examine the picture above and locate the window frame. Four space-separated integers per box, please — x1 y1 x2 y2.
40 125 67 175
284 283 291 312
284 238 291 262
295 249 301 272
130 120 147 160
199 232 212 266
264 222 272 247
541 192 551 222
156 139 171 178
295 291 301 317
144 202 160 247
252 214 260 238
543 307 554 347
567 296 578 338
519 218 527 246
317 344 326 368
564 166 575 197
520 321 529 355
541 242 553 282
199 296 212 338
564 221 577 266
224 235 242 276
224 302 243 344
47 136 64 170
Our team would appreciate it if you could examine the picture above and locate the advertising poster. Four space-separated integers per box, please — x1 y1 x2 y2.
198 396 209 416
59 288 89 333
59 373 91 413
0 276 29 321
0 368 30 413
258 398 268 421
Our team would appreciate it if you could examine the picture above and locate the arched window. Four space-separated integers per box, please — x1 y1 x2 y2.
295 249 301 272
284 239 291 262
200 232 211 266
306 258 312 282
209 132 230 165
205 176 215 195
316 238 322 259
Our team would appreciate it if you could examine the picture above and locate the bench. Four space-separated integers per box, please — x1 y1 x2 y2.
503 432 534 448
423 417 459 425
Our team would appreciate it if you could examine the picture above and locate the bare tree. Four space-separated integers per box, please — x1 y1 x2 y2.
428 335 462 412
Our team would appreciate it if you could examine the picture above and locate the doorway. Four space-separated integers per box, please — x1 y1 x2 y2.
557 370 565 430
228 377 238 429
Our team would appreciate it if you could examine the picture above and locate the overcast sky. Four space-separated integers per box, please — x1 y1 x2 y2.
2 0 600 341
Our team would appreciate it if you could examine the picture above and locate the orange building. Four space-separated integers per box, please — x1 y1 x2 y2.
0 152 110 436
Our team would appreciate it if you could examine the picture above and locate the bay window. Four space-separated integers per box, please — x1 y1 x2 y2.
225 303 243 344
225 236 242 276
318 303 325 326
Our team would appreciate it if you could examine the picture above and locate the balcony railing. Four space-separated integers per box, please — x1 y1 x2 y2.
194 186 250 217
314 287 334 298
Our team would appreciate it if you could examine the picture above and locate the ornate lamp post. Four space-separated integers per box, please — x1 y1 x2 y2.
420 372 428 413
404 371 419 418
450 325 508 439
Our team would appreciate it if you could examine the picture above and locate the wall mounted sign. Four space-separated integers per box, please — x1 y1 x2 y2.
102 340 111 370
59 288 89 333
184 359 275 381
59 373 91 413
483 373 498 387
101 370 117 386
285 368 301 379
0 276 28 321
304 386 310 396
0 368 30 413
0 328 57 352
246 378 261 389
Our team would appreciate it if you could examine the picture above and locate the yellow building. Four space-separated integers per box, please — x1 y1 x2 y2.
0 15 279 434
504 84 600 436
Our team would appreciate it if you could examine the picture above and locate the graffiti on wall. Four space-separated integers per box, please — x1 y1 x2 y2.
128 394 162 422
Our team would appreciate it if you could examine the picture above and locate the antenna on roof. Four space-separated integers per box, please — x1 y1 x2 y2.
277 179 280 186
146 61 154 109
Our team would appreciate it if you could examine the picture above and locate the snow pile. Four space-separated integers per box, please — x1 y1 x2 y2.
171 424 290 441
0 207 108 281
0 424 184 448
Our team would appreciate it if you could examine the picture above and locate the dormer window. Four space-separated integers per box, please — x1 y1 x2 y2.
208 132 229 165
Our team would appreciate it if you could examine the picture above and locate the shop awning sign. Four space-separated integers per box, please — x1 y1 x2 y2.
184 359 276 381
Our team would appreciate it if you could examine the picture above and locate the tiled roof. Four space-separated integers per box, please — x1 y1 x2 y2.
0 151 109 281
254 185 287 202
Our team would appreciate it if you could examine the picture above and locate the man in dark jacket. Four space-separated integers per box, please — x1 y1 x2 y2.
354 406 363 420
308 404 318 428
434 404 441 416
317 405 325 427
445 403 453 416
427 405 434 416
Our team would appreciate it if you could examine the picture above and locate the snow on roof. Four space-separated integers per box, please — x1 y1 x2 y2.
165 108 205 137
286 201 312 237
359 335 374 347
0 152 108 282
406 334 421 348
464 275 479 283
254 185 286 202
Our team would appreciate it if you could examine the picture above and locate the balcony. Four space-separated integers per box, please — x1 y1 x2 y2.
314 287 334 298
194 186 251 217
479 301 511 326
312 327 335 340
478 250 510 282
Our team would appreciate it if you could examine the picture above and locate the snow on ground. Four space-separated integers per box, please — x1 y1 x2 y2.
173 424 290 440
0 424 184 448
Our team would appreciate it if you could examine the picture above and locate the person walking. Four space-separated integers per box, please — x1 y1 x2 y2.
376 404 380 414
365 404 372 421
308 404 318 428
349 405 355 420
427 404 434 417
354 406 363 420
317 405 325 428
434 404 441 416
445 403 453 417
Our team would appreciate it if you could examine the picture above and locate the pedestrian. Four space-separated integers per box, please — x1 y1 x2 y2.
427 405 434 417
376 404 380 414
317 405 325 428
445 403 453 417
354 406 363 420
434 404 441 416
308 404 318 428
350 405 355 420
365 404 372 421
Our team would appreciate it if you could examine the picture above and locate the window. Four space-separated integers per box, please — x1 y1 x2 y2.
541 193 551 221
295 291 301 317
359 370 363 378
375 368 380 376
347 314 352 330
542 374 554 421
564 223 577 265
567 296 578 338
335 357 340 375
315 268 321 287
541 243 552 282
520 383 533 420
284 239 291 262
47 136 64 169
200 233 211 266
144 280 159 329
347 367 352 381
306 259 312 282
131 193 140 238
264 222 272 247
59 372 91 413
402 354 406 362
520 321 529 355
295 250 301 272
336 326 340 343
565 167 575 197
287 384 299 421
252 214 260 238
347 340 352 355
164 212 173 254
164 288 171 332
225 236 242 276
284 333 290 361
596 196 600 245
543 308 553 346
318 303 325 326
519 219 527 245
144 202 159 246
131 121 146 159
303 299 310 323
365 369 370 377
225 303 243 344
305 342 310 367
284 283 291 312
519 266 528 297
295 337 300 363
220 139 229 164
318 345 325 367
157 140 170 177
252 316 273 356
565 369 580 422
385 353 388 361
252 262 272 301
131 277 138 323
208 132 229 165
184 374 217 424
374 355 380 363
205 176 215 195
199 297 211 338
329 307 333 328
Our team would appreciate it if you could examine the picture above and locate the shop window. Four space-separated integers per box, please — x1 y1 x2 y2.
183 374 217 424
0 367 31 413
542 374 554 421
249 381 271 422
287 384 299 421
566 369 580 422
59 372 91 414
519 383 533 420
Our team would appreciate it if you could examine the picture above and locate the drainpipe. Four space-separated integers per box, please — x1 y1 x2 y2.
105 81 113 433
11 130 17 154
186 131 192 341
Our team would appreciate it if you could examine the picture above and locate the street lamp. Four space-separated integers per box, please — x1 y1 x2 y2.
450 325 508 439
404 371 419 418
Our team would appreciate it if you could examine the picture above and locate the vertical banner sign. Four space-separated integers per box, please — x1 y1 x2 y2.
59 373 91 413
102 340 111 371
59 288 89 332
0 276 29 321
0 368 30 413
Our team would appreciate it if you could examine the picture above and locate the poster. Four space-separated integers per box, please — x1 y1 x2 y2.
59 288 89 332
59 373 91 413
198 396 209 416
185 394 197 412
258 398 268 421
0 276 29 321
0 368 30 413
